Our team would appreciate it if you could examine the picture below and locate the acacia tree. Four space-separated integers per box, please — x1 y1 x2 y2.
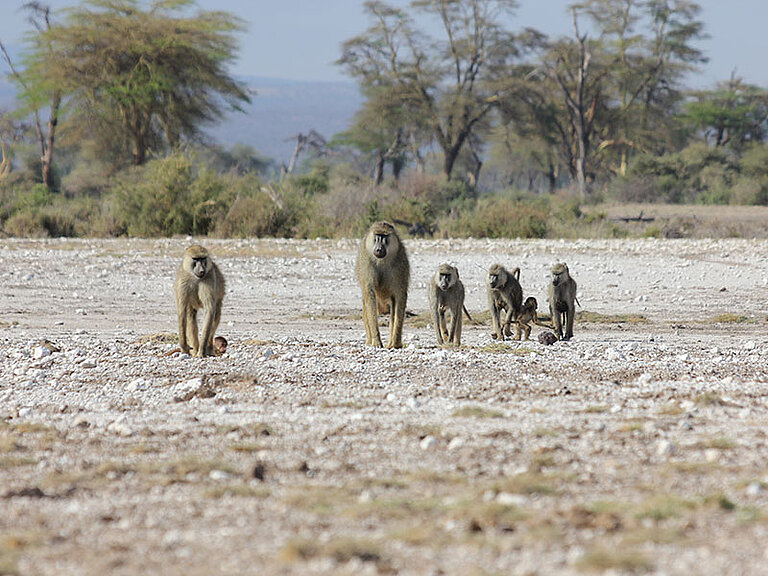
339 0 521 181
577 0 706 174
685 75 768 150
30 0 250 166
1 2 61 190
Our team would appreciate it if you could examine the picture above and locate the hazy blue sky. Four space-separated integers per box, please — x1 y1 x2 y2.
1 0 767 87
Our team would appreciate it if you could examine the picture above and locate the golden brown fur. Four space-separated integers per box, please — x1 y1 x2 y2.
486 263 523 340
549 262 577 340
513 296 554 340
428 263 465 346
173 245 226 357
355 221 410 348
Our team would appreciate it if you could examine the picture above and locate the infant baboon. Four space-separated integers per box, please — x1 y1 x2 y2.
549 262 577 340
513 296 554 340
355 221 410 348
428 263 465 346
174 245 226 357
486 263 523 340
213 336 228 356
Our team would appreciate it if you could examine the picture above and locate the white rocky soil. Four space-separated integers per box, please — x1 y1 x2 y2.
1 237 767 575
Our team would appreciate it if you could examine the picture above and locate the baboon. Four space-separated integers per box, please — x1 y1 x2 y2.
513 296 554 340
486 263 523 340
174 245 226 357
355 221 410 348
213 336 228 356
549 262 577 340
428 263 465 346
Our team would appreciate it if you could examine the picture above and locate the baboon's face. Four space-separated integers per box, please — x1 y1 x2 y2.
551 263 568 287
191 256 208 278
524 296 537 310
371 233 391 259
436 264 457 291
487 265 506 289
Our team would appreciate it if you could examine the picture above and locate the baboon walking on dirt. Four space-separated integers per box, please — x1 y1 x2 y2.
355 221 410 348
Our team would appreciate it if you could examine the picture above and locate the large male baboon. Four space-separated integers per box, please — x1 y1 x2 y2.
549 262 577 340
355 221 410 348
174 245 226 357
486 263 523 340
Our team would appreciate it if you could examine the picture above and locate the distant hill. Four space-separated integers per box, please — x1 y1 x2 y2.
0 75 362 166
205 76 362 166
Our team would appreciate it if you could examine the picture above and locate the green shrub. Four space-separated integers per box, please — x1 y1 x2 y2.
112 153 233 237
439 194 548 238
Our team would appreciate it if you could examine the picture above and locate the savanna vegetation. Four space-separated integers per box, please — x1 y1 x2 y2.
1 0 768 240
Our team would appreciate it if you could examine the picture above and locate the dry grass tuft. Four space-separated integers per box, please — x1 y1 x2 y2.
451 405 504 419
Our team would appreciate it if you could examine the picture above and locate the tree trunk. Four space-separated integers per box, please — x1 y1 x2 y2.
373 151 385 185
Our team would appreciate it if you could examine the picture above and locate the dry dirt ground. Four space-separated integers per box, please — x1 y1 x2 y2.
1 237 768 576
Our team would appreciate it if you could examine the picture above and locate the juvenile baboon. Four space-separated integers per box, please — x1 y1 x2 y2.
174 245 226 357
355 221 410 348
486 263 523 340
213 336 228 356
549 262 577 340
428 263 465 346
513 296 554 340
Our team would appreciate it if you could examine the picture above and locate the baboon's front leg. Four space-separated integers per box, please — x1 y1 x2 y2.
362 288 382 347
388 296 406 349
178 308 190 354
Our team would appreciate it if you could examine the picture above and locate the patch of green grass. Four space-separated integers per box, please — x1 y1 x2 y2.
135 332 177 344
279 537 383 565
708 313 751 324
203 483 271 499
583 404 609 414
228 442 265 453
694 391 724 406
533 427 559 438
0 455 37 468
474 342 539 355
576 546 654 573
635 494 697 521
577 311 649 324
451 406 504 419
493 472 557 496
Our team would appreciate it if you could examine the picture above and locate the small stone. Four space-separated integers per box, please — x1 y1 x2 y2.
263 349 274 360
406 397 420 410
636 372 653 385
420 435 437 451
107 420 133 437
656 439 675 457
538 331 557 345
18 407 32 417
252 461 266 481
209 469 231 481
173 377 205 402
746 482 763 497
32 346 51 360
80 360 97 369
72 415 90 428
496 492 528 506
745 341 756 351
704 449 719 463
447 436 465 451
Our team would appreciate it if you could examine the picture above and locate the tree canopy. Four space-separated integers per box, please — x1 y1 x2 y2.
24 0 250 167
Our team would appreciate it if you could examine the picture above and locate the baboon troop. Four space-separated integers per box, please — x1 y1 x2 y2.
486 263 523 341
168 234 578 358
174 244 226 357
428 263 465 346
355 221 411 348
549 262 578 341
